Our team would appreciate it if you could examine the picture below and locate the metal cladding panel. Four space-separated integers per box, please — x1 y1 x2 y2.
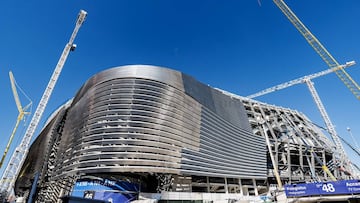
182 73 252 131
181 73 267 178
53 65 202 178
72 65 184 105
49 65 266 179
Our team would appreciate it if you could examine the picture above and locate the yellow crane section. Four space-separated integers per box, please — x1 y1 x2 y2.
273 0 360 100
0 72 32 168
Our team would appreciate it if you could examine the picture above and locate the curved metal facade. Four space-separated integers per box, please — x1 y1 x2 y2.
52 65 266 179
14 65 343 202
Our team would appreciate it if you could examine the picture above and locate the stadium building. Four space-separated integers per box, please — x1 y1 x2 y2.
13 65 349 202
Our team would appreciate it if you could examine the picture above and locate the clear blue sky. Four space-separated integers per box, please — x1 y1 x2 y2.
1 0 360 177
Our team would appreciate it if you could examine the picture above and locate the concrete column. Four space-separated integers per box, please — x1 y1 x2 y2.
239 178 243 196
252 178 258 196
207 176 210 193
225 177 228 194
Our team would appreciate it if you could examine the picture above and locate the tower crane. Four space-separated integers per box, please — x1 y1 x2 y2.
0 72 32 169
273 0 360 100
305 79 352 176
0 10 87 196
247 61 355 99
271 0 358 177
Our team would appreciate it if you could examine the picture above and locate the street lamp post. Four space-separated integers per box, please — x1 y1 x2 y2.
347 127 360 152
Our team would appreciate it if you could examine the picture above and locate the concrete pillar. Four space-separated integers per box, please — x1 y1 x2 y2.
207 176 210 193
239 178 243 196
225 177 228 194
252 178 258 196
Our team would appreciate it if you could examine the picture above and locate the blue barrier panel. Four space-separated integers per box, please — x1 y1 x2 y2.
284 180 360 197
71 178 139 203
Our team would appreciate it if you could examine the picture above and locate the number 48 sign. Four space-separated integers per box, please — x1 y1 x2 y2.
285 180 360 197
322 183 335 193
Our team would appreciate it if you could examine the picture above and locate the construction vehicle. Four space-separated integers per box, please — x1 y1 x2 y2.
0 9 87 198
0 72 32 169
273 0 360 100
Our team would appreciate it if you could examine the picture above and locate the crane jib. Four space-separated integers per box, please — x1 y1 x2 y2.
273 0 360 100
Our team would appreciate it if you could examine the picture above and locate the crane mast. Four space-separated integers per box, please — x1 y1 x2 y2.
304 79 350 174
273 0 360 100
271 0 358 176
0 10 87 195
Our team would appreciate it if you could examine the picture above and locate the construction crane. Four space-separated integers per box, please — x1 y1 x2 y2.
273 0 360 100
271 0 357 177
247 61 355 99
0 10 87 197
305 79 352 176
0 72 32 169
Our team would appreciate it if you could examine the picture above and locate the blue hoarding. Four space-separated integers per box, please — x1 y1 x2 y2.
71 178 139 203
284 179 360 197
